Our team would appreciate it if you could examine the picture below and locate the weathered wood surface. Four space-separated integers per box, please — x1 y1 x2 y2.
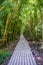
8 35 37 65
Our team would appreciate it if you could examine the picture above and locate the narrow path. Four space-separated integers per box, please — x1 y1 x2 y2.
8 35 37 65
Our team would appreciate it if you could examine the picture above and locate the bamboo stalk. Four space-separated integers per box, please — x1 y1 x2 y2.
0 6 5 11
2 12 11 43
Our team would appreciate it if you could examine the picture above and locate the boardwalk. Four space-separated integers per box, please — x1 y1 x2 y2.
8 35 37 65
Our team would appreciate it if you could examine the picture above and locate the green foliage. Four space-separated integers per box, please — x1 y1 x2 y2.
0 0 5 4
19 0 42 41
0 50 10 64
0 0 43 44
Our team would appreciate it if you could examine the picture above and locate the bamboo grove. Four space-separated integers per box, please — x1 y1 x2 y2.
0 0 43 46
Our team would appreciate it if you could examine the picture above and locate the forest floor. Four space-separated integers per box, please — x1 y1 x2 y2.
1 41 43 65
31 45 43 65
